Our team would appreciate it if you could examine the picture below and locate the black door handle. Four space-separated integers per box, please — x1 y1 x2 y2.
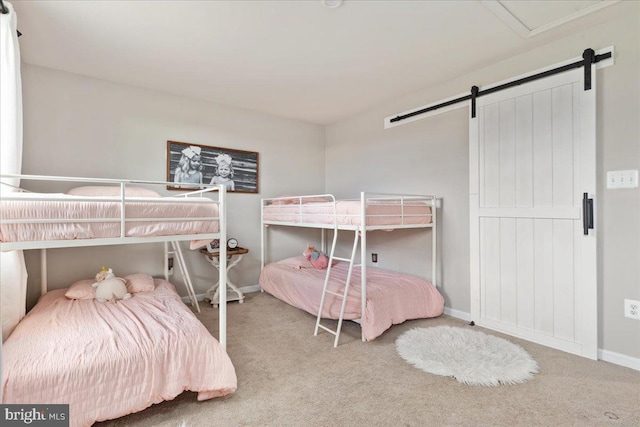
583 193 593 235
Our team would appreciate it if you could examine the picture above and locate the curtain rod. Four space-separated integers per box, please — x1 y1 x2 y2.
0 0 22 36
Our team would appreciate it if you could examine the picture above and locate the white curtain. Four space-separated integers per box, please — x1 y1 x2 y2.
1 1 27 342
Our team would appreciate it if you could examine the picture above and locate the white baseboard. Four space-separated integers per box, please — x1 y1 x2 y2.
443 306 472 322
182 294 206 303
181 285 261 304
181 293 640 372
240 284 261 294
598 349 640 371
441 307 639 372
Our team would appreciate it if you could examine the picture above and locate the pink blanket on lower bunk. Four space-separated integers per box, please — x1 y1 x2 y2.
259 259 444 340
1 279 236 427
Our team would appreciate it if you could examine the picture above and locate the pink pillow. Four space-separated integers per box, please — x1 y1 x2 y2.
124 273 155 293
64 273 154 300
65 279 96 300
277 256 337 270
269 196 297 205
301 196 331 204
268 196 331 206
67 186 160 198
303 247 330 269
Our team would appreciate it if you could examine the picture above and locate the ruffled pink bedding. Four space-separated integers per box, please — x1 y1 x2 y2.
259 260 444 340
1 279 236 427
262 200 432 227
0 192 219 245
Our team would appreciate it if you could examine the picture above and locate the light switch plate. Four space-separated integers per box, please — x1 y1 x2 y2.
607 170 638 189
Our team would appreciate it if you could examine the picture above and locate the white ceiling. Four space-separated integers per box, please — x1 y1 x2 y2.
11 0 624 124
501 0 603 29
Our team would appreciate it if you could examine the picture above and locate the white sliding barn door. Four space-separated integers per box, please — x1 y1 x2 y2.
469 68 597 359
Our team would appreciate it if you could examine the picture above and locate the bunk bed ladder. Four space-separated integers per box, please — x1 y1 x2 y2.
314 228 360 347
165 241 201 313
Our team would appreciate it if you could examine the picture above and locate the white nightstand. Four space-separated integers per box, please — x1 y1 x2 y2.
200 247 248 308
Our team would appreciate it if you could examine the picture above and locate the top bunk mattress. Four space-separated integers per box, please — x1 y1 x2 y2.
0 192 220 244
262 199 433 227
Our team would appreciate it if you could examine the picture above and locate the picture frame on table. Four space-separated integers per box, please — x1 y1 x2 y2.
206 239 220 254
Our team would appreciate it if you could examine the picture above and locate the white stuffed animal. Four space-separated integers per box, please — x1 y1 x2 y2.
92 267 132 302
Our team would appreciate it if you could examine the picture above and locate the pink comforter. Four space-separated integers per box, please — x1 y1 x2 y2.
1 279 236 427
262 200 432 227
259 260 444 340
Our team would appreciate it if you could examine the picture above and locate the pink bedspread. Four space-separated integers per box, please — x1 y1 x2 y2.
259 260 444 340
1 279 236 427
0 192 219 245
262 200 432 227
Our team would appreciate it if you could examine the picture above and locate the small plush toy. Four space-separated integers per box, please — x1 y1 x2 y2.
303 245 330 269
92 266 131 302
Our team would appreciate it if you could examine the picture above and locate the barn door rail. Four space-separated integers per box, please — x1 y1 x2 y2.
389 47 612 123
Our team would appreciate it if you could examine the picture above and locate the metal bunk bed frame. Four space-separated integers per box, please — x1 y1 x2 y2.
260 191 437 347
0 173 229 347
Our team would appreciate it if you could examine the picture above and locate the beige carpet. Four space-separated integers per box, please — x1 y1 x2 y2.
98 292 640 427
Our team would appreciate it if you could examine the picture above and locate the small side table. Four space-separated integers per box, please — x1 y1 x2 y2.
200 247 248 308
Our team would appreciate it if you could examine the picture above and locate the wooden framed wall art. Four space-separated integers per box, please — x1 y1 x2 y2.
167 141 259 193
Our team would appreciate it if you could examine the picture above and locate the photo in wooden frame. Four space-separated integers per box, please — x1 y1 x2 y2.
167 140 259 193
206 239 220 253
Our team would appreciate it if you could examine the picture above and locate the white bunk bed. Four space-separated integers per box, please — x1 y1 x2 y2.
0 173 229 343
0 174 235 426
260 192 443 347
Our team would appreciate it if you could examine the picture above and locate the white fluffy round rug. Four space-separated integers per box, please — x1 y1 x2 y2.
395 326 539 386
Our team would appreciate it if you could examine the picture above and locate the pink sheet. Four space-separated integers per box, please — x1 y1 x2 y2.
1 279 236 427
262 200 432 227
0 192 219 246
259 260 444 340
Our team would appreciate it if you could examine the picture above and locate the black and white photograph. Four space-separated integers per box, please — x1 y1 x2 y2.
206 239 220 253
167 140 259 193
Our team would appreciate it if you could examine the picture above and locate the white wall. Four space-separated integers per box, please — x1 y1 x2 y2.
326 108 469 310
18 2 639 361
21 64 325 307
325 3 639 359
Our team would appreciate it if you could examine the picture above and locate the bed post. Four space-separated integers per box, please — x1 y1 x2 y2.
261 199 265 270
40 248 47 296
360 192 366 342
432 197 437 287
218 184 227 349
164 242 169 281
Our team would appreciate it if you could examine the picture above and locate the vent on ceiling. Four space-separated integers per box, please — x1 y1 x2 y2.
481 0 620 38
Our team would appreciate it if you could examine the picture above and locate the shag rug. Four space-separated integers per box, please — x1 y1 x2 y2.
396 326 539 386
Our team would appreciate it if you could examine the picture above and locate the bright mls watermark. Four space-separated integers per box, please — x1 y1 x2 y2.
1 405 69 426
